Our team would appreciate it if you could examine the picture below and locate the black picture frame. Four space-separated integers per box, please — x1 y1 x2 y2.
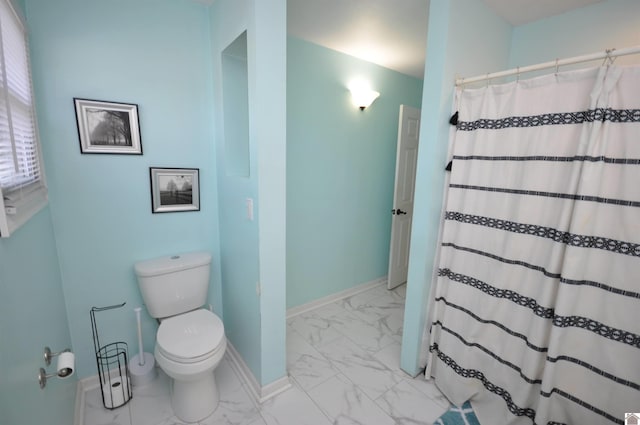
149 167 200 213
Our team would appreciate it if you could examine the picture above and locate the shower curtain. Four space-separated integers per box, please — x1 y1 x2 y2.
427 65 640 425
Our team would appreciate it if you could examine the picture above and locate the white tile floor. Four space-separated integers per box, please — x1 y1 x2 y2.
83 283 450 425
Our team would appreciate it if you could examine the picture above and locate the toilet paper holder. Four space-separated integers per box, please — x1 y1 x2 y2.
38 347 74 389
91 303 132 409
43 346 69 366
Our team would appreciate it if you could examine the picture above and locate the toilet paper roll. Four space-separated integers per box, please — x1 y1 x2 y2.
102 375 130 409
56 352 75 378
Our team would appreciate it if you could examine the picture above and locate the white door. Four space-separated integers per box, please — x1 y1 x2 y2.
388 105 420 289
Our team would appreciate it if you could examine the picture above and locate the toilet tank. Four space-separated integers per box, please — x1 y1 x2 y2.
134 252 212 319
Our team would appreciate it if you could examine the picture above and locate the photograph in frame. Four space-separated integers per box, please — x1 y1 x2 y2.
150 167 200 213
74 98 142 154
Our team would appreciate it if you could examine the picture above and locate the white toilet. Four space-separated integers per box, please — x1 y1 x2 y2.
134 252 226 423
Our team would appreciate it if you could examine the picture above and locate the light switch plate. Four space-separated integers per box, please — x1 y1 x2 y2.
246 198 254 220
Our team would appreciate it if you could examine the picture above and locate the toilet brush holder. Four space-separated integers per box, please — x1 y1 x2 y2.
129 306 157 387
129 352 156 387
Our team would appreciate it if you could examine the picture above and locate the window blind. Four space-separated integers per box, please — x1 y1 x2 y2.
0 0 46 237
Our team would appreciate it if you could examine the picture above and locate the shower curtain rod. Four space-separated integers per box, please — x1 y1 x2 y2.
455 44 640 86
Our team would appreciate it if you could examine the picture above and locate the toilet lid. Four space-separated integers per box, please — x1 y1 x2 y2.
156 309 225 361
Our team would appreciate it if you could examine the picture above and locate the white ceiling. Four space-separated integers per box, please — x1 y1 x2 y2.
482 0 603 26
287 0 604 78
288 0 429 79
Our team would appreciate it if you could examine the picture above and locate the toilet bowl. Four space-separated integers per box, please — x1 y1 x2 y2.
134 252 226 423
154 309 226 423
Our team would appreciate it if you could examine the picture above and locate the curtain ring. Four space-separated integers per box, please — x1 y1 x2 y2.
602 48 615 67
608 48 617 66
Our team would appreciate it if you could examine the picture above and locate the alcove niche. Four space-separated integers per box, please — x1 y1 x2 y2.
221 31 249 177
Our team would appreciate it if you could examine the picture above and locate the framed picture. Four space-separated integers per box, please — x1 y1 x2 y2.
150 167 200 213
74 98 142 154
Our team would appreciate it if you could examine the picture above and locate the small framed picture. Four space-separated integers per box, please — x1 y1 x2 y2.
74 98 142 154
150 167 200 213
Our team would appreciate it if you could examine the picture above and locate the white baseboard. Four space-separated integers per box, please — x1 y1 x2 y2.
286 276 387 319
225 276 387 403
225 340 291 404
73 373 108 425
258 374 292 401
79 373 100 392
75 343 292 418
74 379 85 425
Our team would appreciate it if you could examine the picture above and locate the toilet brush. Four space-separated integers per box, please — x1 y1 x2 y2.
128 307 157 386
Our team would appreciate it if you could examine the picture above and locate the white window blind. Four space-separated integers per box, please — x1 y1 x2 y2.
0 0 46 237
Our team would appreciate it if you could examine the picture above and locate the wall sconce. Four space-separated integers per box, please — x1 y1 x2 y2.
349 80 380 110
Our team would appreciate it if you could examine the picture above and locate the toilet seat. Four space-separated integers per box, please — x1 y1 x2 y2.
156 309 225 364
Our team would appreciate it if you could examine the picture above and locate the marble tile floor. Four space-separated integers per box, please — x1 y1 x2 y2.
83 283 450 425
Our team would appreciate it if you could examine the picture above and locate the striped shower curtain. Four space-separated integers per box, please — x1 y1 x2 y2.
427 65 640 425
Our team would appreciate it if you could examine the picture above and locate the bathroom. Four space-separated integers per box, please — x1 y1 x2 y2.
1 0 639 424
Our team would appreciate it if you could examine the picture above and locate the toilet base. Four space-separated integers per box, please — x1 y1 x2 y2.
171 371 219 423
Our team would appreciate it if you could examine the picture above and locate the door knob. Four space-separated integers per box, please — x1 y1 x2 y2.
396 209 407 215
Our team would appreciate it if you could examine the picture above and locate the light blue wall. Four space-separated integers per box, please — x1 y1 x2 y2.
222 35 250 177
0 208 75 425
25 0 220 379
287 37 423 308
10 0 631 409
210 0 262 383
400 0 512 376
0 2 75 423
510 0 640 69
210 0 287 386
253 0 287 386
211 0 262 382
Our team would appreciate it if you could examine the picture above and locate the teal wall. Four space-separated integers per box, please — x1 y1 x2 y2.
253 0 287 386
287 37 423 308
210 0 262 383
12 0 634 405
0 208 75 425
25 0 220 379
222 34 250 177
401 0 512 376
0 2 75 423
210 0 287 386
509 0 640 69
